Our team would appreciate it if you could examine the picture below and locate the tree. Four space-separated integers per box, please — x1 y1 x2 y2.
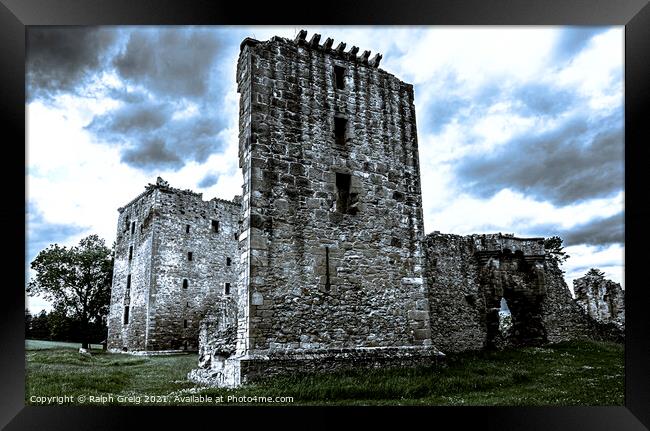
586 268 605 278
544 235 570 266
29 310 50 340
27 235 113 348
25 309 32 336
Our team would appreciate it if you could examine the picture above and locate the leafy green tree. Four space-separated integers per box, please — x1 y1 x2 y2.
544 235 570 266
27 235 113 348
25 309 32 336
586 268 605 278
29 310 50 340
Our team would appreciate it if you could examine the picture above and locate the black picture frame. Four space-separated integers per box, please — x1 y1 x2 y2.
2 0 648 429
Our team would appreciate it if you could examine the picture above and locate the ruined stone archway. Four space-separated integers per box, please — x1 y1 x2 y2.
480 250 548 348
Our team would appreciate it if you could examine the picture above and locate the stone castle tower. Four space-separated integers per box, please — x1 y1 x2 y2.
189 31 443 386
234 30 433 352
107 30 622 386
106 178 240 352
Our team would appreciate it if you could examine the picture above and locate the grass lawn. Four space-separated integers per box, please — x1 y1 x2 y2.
25 339 624 406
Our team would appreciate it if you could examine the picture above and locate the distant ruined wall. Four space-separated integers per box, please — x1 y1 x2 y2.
573 271 625 330
424 232 618 352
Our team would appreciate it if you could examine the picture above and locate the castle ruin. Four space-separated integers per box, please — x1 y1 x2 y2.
107 31 623 386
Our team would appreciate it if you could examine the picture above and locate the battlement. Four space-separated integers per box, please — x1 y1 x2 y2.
118 177 241 213
241 29 383 69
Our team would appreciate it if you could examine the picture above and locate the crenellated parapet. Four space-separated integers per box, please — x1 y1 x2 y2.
241 29 383 69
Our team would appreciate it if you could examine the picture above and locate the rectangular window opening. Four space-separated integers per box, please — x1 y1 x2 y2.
188 252 193 261
334 117 347 146
225 283 231 295
211 220 219 233
123 306 130 325
336 173 351 214
128 246 133 261
126 274 131 290
183 319 188 328
131 221 135 235
182 279 188 289
226 257 232 266
334 65 345 90
185 224 190 233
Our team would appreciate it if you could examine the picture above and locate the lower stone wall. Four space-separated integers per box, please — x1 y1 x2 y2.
425 233 486 353
197 297 237 369
189 346 444 387
424 232 623 352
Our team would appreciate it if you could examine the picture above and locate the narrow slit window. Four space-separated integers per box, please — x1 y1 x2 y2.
226 257 232 267
336 173 351 213
187 252 193 261
183 319 188 328
131 221 135 234
128 246 133 261
211 220 219 233
185 224 190 233
225 283 231 295
126 274 131 290
334 65 345 90
334 117 347 146
182 279 188 289
123 306 130 325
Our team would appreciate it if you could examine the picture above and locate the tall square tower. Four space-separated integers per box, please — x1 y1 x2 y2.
223 31 439 384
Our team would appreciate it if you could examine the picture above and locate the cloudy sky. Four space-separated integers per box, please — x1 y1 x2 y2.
26 26 624 313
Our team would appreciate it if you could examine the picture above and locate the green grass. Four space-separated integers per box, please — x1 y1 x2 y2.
25 339 624 406
26 340 105 351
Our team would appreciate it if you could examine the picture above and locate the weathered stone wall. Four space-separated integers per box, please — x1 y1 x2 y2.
424 232 616 352
107 187 157 351
573 270 625 330
425 233 485 353
235 32 431 355
189 346 442 387
107 178 240 352
197 296 237 369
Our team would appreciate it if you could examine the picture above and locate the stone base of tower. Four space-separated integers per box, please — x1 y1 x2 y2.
188 346 445 388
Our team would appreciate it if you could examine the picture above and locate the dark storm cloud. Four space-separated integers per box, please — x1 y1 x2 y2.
552 27 609 64
198 173 220 188
519 211 623 248
73 27 238 171
87 101 174 135
454 109 623 206
26 27 119 101
113 28 224 99
121 138 183 170
87 101 229 171
561 211 624 246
